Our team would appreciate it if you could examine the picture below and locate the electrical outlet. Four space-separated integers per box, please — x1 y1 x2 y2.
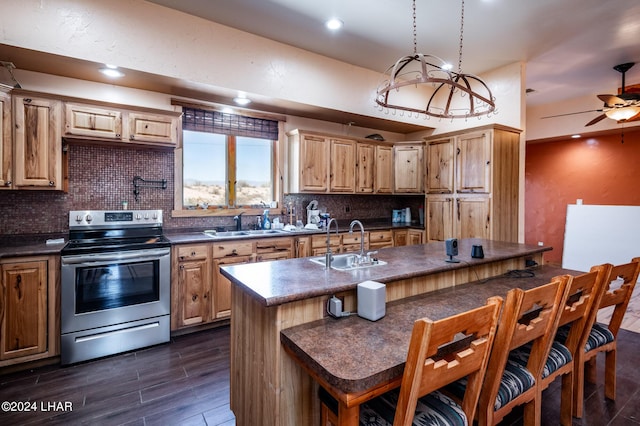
344 205 350 213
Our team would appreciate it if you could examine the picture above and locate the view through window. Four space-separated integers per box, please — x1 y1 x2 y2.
182 129 275 208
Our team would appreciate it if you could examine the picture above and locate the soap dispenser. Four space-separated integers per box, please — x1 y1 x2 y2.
262 209 271 230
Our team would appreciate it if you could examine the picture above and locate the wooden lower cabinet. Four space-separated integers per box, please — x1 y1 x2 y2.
408 229 424 245
0 255 59 366
172 244 211 329
393 229 408 246
213 255 253 319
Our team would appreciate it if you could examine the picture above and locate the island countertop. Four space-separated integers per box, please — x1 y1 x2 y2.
220 238 551 307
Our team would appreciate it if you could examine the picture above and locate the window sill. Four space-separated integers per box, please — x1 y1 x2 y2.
171 207 281 218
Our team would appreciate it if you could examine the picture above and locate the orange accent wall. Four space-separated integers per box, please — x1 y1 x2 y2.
525 129 640 265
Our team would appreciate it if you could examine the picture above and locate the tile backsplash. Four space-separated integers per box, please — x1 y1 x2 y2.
0 143 424 235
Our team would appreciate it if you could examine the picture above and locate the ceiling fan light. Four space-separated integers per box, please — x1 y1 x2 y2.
605 106 640 121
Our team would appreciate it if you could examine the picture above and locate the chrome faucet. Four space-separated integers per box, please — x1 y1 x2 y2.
349 219 366 260
233 212 243 231
325 218 339 269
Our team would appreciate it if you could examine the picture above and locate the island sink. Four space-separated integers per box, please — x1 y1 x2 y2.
309 253 387 271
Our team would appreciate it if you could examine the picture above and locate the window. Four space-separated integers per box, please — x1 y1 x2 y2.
180 107 279 210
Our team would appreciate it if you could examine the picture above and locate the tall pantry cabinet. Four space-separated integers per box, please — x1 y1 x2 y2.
424 125 521 243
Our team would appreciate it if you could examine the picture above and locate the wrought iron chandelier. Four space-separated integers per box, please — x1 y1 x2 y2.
375 0 496 119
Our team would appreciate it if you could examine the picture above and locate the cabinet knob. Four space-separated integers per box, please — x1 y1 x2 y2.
191 251 196 256
231 249 238 255
4 181 11 186
48 181 55 187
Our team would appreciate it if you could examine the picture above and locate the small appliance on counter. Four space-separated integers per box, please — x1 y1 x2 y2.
392 209 405 223
306 200 320 226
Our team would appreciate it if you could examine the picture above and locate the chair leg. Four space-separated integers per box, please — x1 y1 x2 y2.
523 392 541 426
560 372 573 426
573 355 585 419
605 348 617 401
585 356 597 384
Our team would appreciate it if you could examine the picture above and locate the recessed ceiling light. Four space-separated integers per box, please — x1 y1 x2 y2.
99 65 124 78
571 134 581 138
233 96 251 106
325 18 343 31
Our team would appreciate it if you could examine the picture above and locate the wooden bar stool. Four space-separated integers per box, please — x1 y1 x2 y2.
472 275 570 426
359 296 503 426
572 257 640 418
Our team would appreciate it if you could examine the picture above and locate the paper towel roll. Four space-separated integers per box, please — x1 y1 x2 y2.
405 207 411 223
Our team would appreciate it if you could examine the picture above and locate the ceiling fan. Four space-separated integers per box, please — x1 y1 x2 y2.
542 62 640 126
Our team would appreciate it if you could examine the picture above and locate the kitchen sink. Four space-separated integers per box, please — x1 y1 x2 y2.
203 229 286 238
309 253 387 271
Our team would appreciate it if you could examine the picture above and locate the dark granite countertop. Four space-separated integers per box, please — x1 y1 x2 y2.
165 220 423 245
220 238 552 307
0 234 68 258
280 264 577 394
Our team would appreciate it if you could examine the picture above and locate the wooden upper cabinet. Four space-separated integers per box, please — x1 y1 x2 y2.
426 196 454 242
456 131 491 193
393 144 423 193
128 112 178 145
13 95 62 190
0 90 11 189
330 138 356 192
298 133 329 192
64 101 179 147
65 103 122 139
426 138 454 194
356 143 375 193
374 145 393 193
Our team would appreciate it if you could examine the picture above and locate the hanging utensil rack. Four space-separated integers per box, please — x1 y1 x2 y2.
133 176 167 201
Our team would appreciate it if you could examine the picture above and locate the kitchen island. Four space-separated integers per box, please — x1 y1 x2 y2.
220 238 551 426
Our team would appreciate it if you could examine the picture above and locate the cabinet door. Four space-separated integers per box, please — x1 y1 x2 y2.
295 237 311 258
300 134 329 192
1 260 48 360
457 197 491 239
426 197 454 242
426 138 454 193
255 237 293 261
65 103 122 139
13 96 62 189
393 230 408 247
356 143 375 193
456 132 491 193
329 138 356 192
127 112 178 146
177 258 211 327
394 145 423 193
0 90 11 189
213 255 253 319
407 229 424 245
374 145 393 193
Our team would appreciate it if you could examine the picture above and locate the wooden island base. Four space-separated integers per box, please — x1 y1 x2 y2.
226 240 547 425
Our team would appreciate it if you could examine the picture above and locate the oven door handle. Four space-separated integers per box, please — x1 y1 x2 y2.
61 248 170 265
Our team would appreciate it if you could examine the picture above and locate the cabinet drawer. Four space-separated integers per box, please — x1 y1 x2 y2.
255 237 294 254
176 244 209 261
213 241 253 257
369 230 392 243
311 234 341 248
128 112 178 145
65 103 122 139
342 232 368 246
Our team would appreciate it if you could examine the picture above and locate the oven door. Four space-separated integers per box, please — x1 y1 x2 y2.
61 247 170 334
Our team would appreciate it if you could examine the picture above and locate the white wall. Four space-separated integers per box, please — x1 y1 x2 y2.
1 0 525 134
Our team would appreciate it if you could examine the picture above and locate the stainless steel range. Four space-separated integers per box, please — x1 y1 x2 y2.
60 210 171 365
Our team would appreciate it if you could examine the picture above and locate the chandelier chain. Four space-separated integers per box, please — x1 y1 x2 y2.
458 0 465 73
412 0 417 55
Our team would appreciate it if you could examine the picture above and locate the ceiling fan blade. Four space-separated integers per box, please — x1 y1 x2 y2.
585 114 607 126
541 109 601 119
598 94 626 106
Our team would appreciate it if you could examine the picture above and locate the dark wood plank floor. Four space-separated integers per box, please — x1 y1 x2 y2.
1 326 639 425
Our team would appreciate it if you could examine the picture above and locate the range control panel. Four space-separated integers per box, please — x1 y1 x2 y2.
69 210 163 229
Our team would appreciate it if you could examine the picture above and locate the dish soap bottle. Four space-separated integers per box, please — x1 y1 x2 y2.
262 209 271 230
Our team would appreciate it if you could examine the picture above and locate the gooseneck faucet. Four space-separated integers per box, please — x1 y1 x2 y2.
325 218 339 269
349 220 366 259
233 212 244 231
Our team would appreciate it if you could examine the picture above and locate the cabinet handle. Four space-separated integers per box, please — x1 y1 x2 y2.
48 181 55 187
179 265 184 270
191 294 198 302
457 199 461 221
231 249 238 255
4 181 11 186
15 274 22 299
191 251 196 256
456 147 460 155
25 98 32 103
